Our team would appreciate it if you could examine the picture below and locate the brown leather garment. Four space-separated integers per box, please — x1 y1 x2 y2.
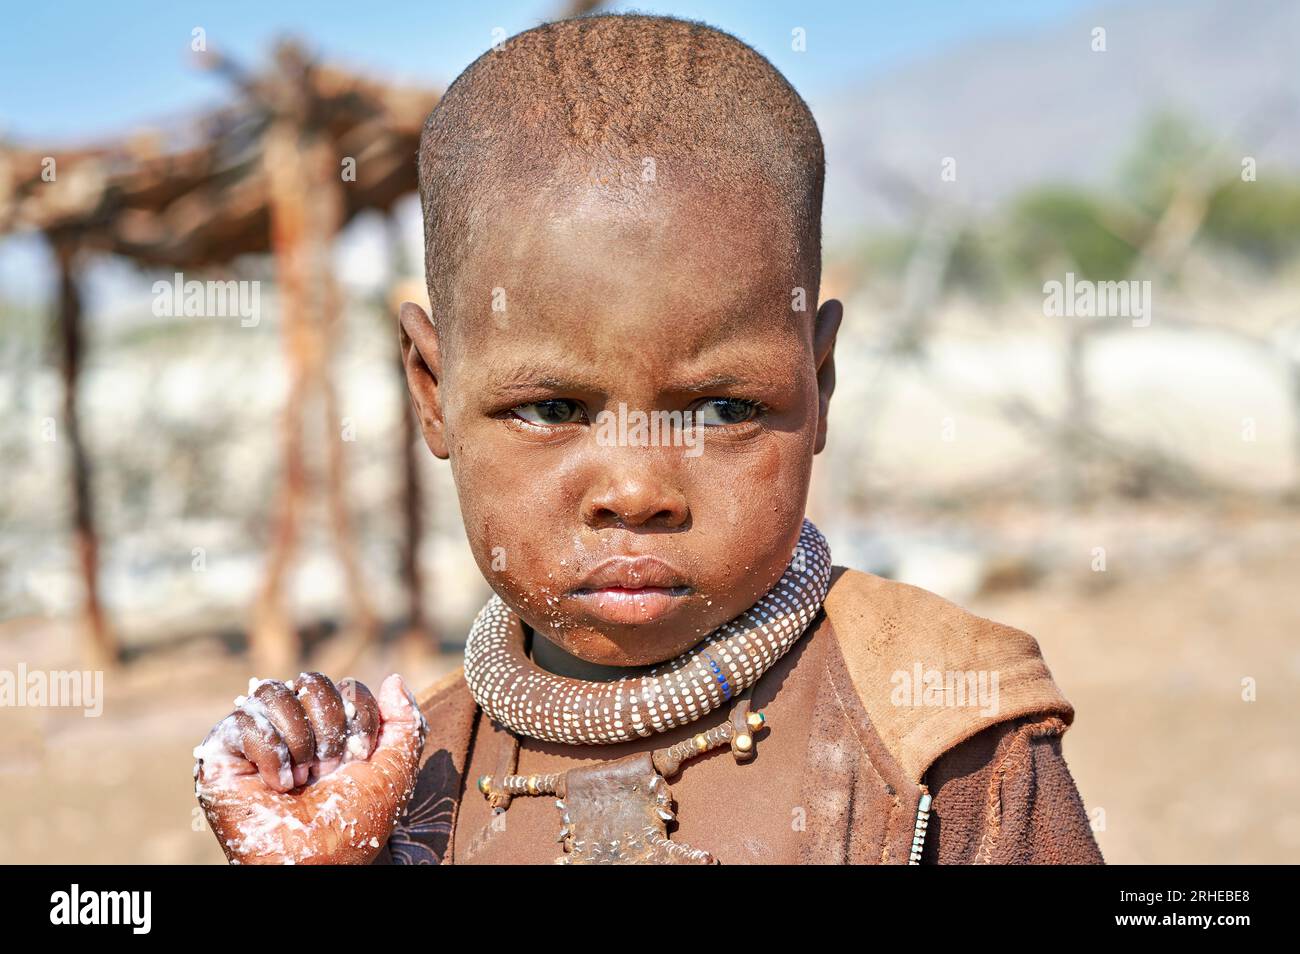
374 567 1104 865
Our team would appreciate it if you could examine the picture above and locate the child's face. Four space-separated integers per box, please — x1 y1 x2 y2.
401 187 840 667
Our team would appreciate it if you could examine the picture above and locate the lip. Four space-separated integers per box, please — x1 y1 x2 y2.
574 556 686 591
569 557 691 625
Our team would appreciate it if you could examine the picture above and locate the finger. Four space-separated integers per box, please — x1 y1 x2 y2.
368 673 428 772
375 672 426 730
361 675 428 813
293 672 347 778
199 676 430 865
193 713 257 786
287 675 428 862
233 703 295 793
252 679 315 787
337 677 380 763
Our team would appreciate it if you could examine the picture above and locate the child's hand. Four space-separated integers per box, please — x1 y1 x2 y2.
193 672 428 865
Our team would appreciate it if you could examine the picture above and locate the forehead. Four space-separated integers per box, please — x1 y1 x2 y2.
444 186 809 386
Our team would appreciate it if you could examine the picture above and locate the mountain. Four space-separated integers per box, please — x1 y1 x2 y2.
815 0 1300 241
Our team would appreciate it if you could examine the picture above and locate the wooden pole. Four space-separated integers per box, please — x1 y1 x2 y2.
254 89 379 675
388 221 434 662
251 120 311 675
315 141 379 670
53 238 120 667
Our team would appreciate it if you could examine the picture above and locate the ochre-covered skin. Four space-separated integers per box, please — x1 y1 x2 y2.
195 16 847 863
398 189 843 672
399 572 1104 866
190 15 1105 866
194 673 428 865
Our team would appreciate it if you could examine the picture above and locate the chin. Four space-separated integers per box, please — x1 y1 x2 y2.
501 545 793 666
556 625 714 668
536 601 732 667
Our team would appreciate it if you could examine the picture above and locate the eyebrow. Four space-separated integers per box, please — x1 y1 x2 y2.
484 365 595 400
486 367 759 397
674 372 747 392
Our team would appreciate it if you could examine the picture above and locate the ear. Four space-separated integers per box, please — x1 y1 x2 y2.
811 298 842 455
398 300 449 459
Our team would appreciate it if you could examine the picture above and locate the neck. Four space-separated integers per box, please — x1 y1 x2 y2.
526 626 650 682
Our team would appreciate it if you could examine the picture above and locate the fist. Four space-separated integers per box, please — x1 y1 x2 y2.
193 672 428 865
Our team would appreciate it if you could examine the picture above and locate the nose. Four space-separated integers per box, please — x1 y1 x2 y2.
581 468 690 530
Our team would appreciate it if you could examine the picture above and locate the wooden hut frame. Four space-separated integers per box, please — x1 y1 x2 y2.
0 42 441 671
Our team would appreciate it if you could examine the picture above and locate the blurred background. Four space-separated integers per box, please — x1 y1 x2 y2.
1 0 1297 864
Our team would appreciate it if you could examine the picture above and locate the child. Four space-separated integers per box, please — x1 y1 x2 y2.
194 14 1103 865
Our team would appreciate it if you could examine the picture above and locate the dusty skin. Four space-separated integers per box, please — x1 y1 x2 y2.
399 191 843 673
193 672 427 864
192 182 841 862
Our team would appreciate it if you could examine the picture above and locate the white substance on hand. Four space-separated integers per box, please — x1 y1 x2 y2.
193 716 246 789
229 800 310 862
318 792 344 819
345 732 371 762
194 690 293 792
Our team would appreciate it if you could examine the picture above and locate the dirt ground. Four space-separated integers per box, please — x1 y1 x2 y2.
2 537 1296 864
970 547 1300 864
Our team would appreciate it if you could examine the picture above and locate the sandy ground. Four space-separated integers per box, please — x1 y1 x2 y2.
0 630 459 864
970 548 1300 864
1 541 1296 864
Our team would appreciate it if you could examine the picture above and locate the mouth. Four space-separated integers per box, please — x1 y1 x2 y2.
568 557 692 625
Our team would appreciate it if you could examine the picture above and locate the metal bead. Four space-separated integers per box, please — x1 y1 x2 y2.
747 711 766 731
693 733 708 752
477 775 492 795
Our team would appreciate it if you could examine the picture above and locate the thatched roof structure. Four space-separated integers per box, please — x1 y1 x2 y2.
2 4 604 668
0 42 438 265
0 42 443 669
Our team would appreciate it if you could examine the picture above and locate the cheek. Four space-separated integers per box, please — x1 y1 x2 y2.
688 435 812 591
448 428 524 575
708 422 813 519
448 424 576 592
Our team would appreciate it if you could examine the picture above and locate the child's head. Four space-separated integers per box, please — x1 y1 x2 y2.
401 14 841 666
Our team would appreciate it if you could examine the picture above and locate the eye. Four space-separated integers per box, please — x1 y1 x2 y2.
510 399 587 426
692 398 763 426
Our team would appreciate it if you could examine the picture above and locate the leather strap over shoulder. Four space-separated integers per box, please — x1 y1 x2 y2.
822 567 1074 784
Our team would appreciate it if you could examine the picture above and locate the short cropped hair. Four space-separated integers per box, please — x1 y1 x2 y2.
417 13 825 323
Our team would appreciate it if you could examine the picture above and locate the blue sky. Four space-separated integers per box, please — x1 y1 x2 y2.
1 0 1099 308
1 0 1097 141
